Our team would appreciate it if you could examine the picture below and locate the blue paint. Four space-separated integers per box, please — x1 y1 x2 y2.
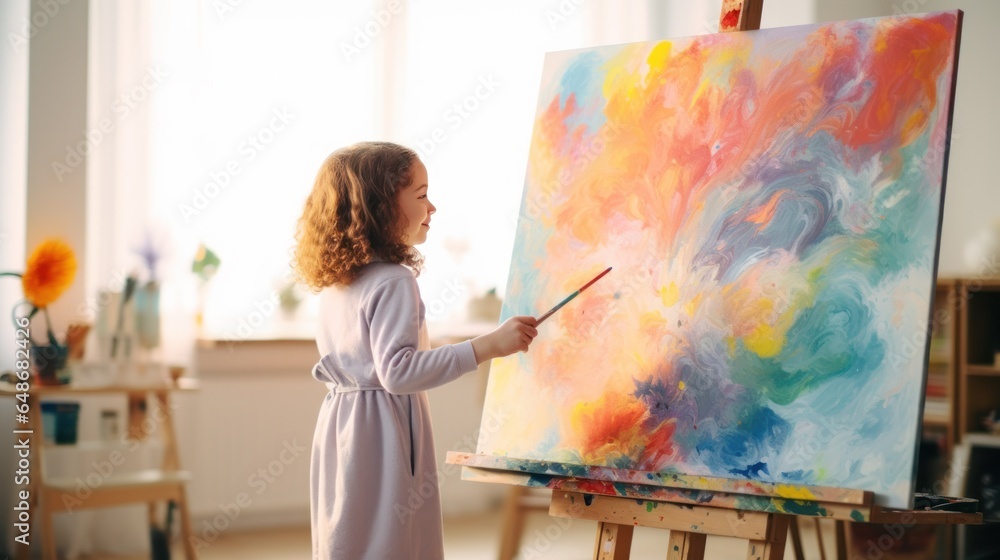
729 461 769 479
556 52 608 139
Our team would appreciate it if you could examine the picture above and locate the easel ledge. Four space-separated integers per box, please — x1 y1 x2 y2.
454 460 983 524
457 463 871 522
448 451 869 508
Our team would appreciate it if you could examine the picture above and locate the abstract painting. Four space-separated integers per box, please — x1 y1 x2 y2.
478 11 962 509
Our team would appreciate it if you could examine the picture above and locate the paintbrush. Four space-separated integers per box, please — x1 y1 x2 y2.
536 266 612 325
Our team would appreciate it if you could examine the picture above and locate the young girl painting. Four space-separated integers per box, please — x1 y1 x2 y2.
292 141 538 559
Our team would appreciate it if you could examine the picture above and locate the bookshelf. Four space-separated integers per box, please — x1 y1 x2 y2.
911 278 1000 560
958 279 1000 441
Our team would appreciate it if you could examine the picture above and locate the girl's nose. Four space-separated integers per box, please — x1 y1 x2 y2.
428 201 437 214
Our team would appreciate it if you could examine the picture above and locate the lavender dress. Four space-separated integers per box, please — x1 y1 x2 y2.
310 262 478 559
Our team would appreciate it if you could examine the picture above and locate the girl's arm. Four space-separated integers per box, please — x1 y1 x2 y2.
367 274 537 394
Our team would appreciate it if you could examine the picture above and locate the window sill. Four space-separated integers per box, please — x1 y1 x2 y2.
193 319 498 376
195 338 318 375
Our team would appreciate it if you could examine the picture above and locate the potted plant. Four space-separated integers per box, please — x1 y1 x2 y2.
2 238 78 385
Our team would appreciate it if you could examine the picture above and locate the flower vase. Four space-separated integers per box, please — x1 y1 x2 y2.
134 281 161 351
31 342 69 385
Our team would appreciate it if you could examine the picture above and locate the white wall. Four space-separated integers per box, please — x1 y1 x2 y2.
0 2 30 555
25 0 90 329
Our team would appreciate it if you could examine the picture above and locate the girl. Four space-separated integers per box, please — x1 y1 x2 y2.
293 141 538 559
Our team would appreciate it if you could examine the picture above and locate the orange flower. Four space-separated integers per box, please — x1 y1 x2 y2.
21 239 77 308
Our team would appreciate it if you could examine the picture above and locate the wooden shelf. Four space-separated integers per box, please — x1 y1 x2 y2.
966 364 1000 377
928 352 951 365
0 377 198 395
961 432 1000 445
923 412 951 426
42 469 194 515
42 439 165 452
4 380 198 560
45 468 191 491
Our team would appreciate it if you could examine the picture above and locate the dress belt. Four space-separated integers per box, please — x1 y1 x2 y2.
325 382 386 394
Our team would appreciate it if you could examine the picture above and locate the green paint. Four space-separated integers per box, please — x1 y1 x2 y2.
851 509 865 522
777 499 828 517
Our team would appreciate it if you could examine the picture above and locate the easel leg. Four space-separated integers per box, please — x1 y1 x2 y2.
667 530 707 560
176 489 198 559
814 518 827 560
593 522 634 560
747 514 789 560
41 504 57 560
788 517 805 560
834 520 847 560
498 486 529 560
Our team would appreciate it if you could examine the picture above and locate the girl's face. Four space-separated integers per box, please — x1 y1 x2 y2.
397 159 435 246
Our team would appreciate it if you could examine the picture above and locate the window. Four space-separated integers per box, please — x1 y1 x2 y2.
142 0 657 343
148 0 380 340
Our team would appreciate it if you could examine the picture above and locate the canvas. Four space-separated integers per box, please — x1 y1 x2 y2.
478 11 962 509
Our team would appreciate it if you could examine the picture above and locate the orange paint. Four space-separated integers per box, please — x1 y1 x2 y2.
746 190 784 225
638 420 678 470
836 15 956 162
572 392 650 461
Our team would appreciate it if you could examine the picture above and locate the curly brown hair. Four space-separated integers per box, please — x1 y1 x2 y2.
292 141 424 289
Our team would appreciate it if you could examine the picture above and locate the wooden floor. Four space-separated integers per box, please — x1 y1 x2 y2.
67 507 840 559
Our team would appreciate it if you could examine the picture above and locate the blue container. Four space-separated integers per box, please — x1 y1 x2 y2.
40 402 80 445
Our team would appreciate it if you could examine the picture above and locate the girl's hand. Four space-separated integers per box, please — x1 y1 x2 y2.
471 316 539 364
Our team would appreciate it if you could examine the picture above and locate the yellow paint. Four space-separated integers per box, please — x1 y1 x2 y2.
678 381 686 390
646 41 673 74
745 322 784 358
659 282 680 307
684 292 703 316
774 484 817 500
640 311 665 330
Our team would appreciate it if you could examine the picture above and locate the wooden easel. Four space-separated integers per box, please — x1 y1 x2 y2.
547 491 982 560
552 492 789 560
